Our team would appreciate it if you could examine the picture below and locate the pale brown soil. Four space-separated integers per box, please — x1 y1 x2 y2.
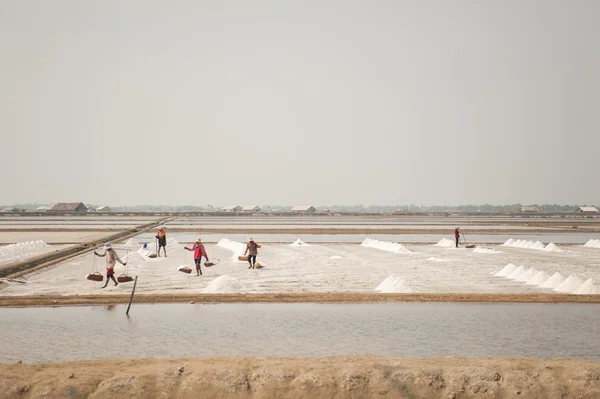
2 356 600 398
1 292 600 307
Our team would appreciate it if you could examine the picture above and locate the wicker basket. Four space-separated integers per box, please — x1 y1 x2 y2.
148 253 158 258
204 262 215 267
117 274 134 283
465 244 476 248
178 266 192 274
254 263 263 269
86 272 103 282
238 256 248 261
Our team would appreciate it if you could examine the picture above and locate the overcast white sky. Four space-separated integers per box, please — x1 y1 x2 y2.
1 0 599 206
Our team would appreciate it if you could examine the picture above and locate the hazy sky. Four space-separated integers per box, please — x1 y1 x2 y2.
1 1 599 206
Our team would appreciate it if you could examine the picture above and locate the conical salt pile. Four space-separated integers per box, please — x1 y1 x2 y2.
506 265 526 280
515 267 539 283
539 272 565 289
502 238 515 246
543 243 562 252
494 263 517 277
554 274 584 293
572 278 600 295
526 271 550 286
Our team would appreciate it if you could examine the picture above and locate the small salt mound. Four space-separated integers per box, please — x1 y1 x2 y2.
583 239 600 249
137 246 151 257
494 264 517 277
572 278 600 295
167 237 180 246
291 239 310 247
554 274 585 293
502 238 515 246
125 238 139 246
123 252 146 267
539 272 566 289
515 267 539 283
526 271 550 286
375 275 415 293
542 243 562 252
427 257 446 262
434 238 455 248
203 275 242 293
473 247 502 254
361 238 412 253
532 241 545 250
217 238 247 261
506 265 527 280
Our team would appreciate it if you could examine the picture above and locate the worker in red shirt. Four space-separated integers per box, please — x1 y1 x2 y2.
184 238 209 276
454 227 460 248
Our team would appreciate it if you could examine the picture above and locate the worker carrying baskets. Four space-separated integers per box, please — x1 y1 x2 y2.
92 242 127 288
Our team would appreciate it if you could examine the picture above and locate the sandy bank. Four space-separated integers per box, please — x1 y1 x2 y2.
2 356 600 398
2 292 600 307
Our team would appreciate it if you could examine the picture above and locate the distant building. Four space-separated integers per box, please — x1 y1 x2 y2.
222 205 242 212
577 206 599 213
291 205 316 213
49 202 88 212
96 205 111 212
520 206 539 212
242 205 261 212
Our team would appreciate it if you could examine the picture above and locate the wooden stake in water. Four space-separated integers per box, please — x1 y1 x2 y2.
126 275 138 316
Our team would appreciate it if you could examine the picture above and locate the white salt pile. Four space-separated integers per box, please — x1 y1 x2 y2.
203 275 242 293
583 239 600 249
124 238 139 246
427 257 446 262
123 252 146 267
361 238 413 253
375 275 415 293
539 272 566 289
554 274 585 293
573 278 600 295
167 237 180 246
542 243 562 252
506 265 527 280
515 267 539 283
291 239 310 247
494 264 517 277
216 238 246 261
473 247 502 254
526 271 550 286
0 240 52 264
501 238 561 252
434 238 455 248
532 241 546 250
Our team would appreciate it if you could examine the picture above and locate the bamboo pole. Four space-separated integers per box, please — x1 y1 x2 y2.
125 276 138 316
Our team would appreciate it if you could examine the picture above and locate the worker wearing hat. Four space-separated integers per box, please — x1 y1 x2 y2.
184 238 209 276
156 226 167 257
94 242 126 288
454 227 460 248
244 237 260 269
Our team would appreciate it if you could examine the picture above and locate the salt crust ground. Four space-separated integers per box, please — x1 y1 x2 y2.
2 241 600 296
1 357 600 399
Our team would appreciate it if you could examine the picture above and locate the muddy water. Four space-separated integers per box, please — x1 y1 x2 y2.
1 303 599 363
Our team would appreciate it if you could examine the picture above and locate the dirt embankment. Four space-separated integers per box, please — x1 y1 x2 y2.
2 293 600 307
2 356 600 398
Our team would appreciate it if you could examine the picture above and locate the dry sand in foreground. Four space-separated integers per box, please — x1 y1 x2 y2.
2 356 600 398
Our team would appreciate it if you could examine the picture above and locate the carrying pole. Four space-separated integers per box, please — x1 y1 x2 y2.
125 275 138 316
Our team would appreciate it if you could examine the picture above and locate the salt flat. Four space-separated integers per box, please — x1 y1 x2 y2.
2 238 600 296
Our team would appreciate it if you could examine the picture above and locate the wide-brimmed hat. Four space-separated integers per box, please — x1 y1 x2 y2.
103 242 112 250
247 237 253 241
195 237 202 243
